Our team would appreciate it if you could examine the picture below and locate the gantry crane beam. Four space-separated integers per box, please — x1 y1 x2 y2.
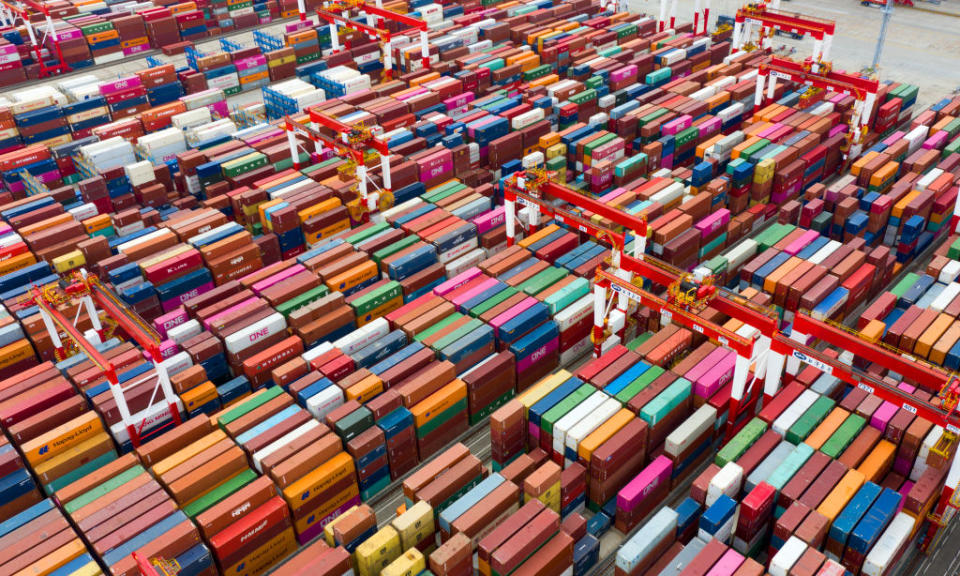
733 3 836 59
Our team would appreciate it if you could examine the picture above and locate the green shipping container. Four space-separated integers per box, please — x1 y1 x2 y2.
277 285 329 317
615 365 664 404
417 398 468 438
820 414 867 458
545 277 590 315
716 418 768 467
756 223 795 251
335 406 375 443
432 318 484 352
346 221 391 245
521 267 568 296
890 273 919 298
542 384 594 436
625 332 653 351
640 378 691 426
183 469 257 517
218 386 284 429
786 396 836 444
65 465 145 514
767 443 815 491
470 287 519 317
373 235 419 264
415 313 463 342
351 281 402 317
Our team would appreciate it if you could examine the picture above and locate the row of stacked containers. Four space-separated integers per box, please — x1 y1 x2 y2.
0 0 959 574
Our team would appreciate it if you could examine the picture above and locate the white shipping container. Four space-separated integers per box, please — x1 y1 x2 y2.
915 168 944 191
224 313 287 355
904 125 929 155
565 397 621 464
911 425 944 482
117 229 171 254
658 538 707 576
307 385 345 421
334 317 389 356
172 108 212 130
770 537 807 576
187 222 244 247
725 238 758 271
666 405 718 458
809 240 842 265
253 420 320 472
707 462 744 507
302 341 334 366
167 319 202 345
615 507 679 574
650 181 685 207
939 261 960 284
555 294 594 332
861 513 914 576
552 391 609 457
745 441 793 493
773 390 820 436
931 282 960 311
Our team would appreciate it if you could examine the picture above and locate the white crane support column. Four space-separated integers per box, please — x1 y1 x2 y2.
669 0 676 30
703 0 711 34
592 284 607 358
505 197 517 247
730 353 752 404
812 36 823 61
764 349 786 398
420 30 430 70
754 72 766 110
330 23 341 52
765 73 777 100
732 20 743 52
380 155 391 190
822 34 833 61
286 126 300 169
693 0 701 34
297 0 306 20
659 0 668 31
784 330 809 375
82 295 102 334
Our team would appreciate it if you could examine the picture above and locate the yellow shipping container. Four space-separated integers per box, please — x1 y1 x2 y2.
356 525 402 576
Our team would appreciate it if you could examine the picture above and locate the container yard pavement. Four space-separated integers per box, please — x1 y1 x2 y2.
631 0 960 109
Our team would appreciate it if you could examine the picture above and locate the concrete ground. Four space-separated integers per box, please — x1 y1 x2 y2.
629 0 960 108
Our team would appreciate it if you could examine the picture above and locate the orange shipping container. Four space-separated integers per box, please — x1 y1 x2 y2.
804 408 849 451
915 313 955 359
817 469 866 522
856 441 896 484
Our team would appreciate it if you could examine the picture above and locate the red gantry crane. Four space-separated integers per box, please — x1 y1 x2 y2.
505 171 960 546
318 0 431 77
0 0 70 77
755 56 880 159
29 270 182 448
284 107 395 223
732 3 836 60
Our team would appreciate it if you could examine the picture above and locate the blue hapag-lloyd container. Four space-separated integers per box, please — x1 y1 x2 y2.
700 494 737 543
811 287 850 321
829 482 882 553
899 273 935 308
529 376 583 430
388 244 437 280
352 330 407 369
604 362 651 397
461 282 509 314
527 229 568 253
675 497 703 538
378 406 414 441
752 251 792 289
295 377 334 408
848 487 902 555
368 342 424 376
440 324 495 366
498 302 551 343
